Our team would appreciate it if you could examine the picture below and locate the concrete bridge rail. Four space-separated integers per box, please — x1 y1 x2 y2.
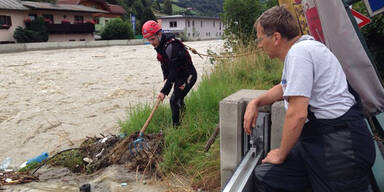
220 89 286 189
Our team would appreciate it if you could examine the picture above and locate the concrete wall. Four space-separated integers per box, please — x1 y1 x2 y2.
160 18 186 32
184 18 223 40
0 10 27 42
0 39 146 54
220 89 285 188
159 17 224 40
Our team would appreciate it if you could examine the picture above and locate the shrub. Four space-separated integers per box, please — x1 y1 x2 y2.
13 16 48 43
101 19 134 40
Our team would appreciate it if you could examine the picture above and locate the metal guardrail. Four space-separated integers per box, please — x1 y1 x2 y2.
223 148 262 192
223 112 270 191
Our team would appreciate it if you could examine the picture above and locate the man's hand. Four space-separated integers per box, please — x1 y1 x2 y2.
261 149 286 164
243 99 259 135
158 92 165 101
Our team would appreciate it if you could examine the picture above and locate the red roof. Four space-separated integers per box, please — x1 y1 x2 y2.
57 0 110 11
108 3 126 15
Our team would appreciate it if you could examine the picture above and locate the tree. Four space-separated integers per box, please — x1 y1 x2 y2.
152 0 161 11
101 19 134 40
221 0 277 46
221 0 262 45
163 0 173 15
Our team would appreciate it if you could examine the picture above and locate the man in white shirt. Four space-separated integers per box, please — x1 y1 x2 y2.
243 6 375 192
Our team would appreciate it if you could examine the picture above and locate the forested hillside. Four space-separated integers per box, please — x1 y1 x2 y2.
155 0 223 16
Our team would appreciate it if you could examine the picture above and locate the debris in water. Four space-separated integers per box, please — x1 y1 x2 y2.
0 171 39 186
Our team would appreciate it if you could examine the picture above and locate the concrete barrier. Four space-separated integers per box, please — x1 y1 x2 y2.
108 40 128 46
58 41 87 49
25 42 59 51
220 89 285 188
85 40 109 47
127 39 146 45
0 39 146 54
271 101 285 149
220 89 270 187
0 43 25 53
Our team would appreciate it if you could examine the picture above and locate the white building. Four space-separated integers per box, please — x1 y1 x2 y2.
158 15 223 41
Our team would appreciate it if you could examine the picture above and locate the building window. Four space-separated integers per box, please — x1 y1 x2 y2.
219 22 221 30
0 15 12 25
0 15 11 29
192 20 194 26
75 16 84 24
213 21 215 27
188 33 190 37
201 20 203 27
28 14 37 21
43 14 53 24
187 20 190 27
170 21 177 28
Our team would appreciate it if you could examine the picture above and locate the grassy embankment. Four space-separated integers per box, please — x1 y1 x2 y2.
119 47 282 190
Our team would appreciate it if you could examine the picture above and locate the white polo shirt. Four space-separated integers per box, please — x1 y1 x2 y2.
281 35 355 119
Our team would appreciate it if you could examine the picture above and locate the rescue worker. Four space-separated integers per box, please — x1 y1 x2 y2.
243 6 375 191
142 20 197 126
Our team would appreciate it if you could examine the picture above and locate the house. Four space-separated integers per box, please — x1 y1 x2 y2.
0 0 29 43
57 0 127 29
21 1 108 42
0 0 108 43
157 15 224 41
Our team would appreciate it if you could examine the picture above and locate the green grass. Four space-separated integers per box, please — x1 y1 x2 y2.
171 4 185 13
119 49 282 189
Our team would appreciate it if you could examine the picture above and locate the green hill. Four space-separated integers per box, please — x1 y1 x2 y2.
158 0 223 17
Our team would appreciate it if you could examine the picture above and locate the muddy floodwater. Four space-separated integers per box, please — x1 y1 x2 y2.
0 40 223 168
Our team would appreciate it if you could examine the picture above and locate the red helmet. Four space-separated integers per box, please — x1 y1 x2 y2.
142 20 161 38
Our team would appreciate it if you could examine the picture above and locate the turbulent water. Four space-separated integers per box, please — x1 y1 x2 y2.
0 40 223 168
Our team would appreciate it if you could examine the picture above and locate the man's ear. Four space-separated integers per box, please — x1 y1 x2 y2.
273 32 281 46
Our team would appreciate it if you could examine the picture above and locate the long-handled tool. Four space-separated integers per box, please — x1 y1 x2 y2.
110 98 162 163
128 98 161 154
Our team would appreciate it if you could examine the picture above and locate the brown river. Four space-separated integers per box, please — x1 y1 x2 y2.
0 40 223 191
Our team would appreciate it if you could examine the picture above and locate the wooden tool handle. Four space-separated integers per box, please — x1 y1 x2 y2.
139 98 161 135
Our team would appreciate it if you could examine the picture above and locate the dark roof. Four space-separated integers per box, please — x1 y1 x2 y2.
158 15 220 20
57 0 110 11
57 0 81 4
21 1 108 13
0 0 28 10
107 3 126 15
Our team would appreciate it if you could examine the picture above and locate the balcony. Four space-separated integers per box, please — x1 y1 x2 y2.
46 23 95 34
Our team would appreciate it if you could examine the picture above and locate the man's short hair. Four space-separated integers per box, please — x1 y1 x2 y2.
255 6 300 40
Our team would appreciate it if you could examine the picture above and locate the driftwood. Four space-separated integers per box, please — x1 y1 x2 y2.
204 124 220 152
0 171 39 186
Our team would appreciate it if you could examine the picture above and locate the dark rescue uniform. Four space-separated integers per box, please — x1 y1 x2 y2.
254 86 376 192
155 33 197 126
